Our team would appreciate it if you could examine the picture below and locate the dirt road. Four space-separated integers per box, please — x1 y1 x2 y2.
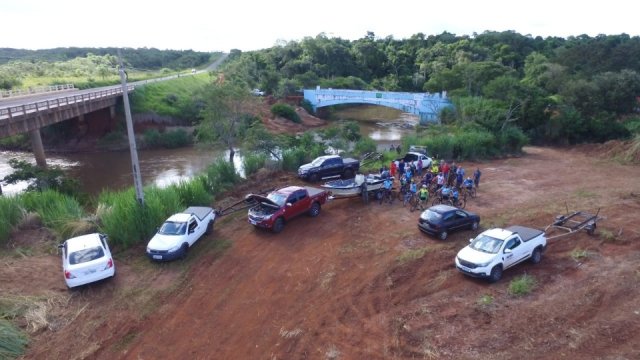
6 146 640 359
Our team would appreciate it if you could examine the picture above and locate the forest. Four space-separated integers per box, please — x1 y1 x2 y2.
220 31 640 145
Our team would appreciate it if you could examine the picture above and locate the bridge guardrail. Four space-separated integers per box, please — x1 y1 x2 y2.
1 84 75 99
0 85 134 120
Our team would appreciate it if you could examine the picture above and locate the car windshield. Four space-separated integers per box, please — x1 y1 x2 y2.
470 235 503 254
424 210 442 222
69 246 105 265
311 157 327 166
267 193 287 207
158 221 187 235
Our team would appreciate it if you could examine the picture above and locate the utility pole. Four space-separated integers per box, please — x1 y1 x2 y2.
118 49 145 205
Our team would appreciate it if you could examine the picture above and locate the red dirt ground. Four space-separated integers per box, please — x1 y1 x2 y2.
3 146 640 359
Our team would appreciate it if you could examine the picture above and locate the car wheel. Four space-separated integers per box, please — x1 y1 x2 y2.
180 243 189 259
205 220 214 235
470 221 479 231
308 202 321 217
439 231 448 240
531 247 543 264
309 173 319 182
488 265 503 283
272 217 285 233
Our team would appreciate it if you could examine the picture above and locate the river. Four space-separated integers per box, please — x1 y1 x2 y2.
0 105 416 196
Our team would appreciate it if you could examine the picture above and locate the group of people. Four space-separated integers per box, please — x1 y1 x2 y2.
379 157 482 209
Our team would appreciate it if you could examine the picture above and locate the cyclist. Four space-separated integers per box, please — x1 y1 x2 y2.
440 184 451 201
405 179 417 206
436 172 445 190
463 176 474 190
418 184 429 209
451 186 460 205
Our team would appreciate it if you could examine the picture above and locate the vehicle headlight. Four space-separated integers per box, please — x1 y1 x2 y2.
146 247 151 253
168 243 182 253
475 261 492 268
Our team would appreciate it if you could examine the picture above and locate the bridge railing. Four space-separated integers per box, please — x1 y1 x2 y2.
1 84 75 99
0 85 134 120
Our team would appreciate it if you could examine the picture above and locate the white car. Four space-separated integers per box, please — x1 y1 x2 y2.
251 88 265 96
59 233 115 288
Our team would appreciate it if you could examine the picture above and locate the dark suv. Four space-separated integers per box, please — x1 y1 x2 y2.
418 205 480 240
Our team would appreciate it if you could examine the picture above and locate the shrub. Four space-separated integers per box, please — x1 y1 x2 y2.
353 137 377 157
271 103 301 123
143 129 191 149
243 153 266 177
508 274 537 296
281 147 307 171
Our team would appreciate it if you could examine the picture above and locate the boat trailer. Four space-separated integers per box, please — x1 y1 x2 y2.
544 206 602 240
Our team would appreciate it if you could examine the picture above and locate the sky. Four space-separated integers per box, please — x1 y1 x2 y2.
2 0 639 52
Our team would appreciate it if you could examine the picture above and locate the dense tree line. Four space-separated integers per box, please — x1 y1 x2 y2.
0 47 213 69
221 31 640 145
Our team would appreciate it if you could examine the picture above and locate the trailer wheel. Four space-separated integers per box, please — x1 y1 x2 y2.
374 190 384 201
586 223 596 235
488 265 503 283
272 217 285 233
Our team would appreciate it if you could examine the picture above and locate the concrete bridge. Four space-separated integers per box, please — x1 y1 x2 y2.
303 87 452 124
0 85 134 167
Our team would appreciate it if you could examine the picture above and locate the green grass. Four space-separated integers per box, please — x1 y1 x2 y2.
242 153 267 177
130 74 210 120
598 229 619 242
477 294 494 306
396 247 429 265
0 319 27 359
508 274 537 296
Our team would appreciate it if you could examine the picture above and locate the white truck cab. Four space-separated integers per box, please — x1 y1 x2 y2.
455 225 546 282
146 207 215 261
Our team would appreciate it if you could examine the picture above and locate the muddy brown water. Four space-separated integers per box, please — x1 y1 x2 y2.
0 105 417 196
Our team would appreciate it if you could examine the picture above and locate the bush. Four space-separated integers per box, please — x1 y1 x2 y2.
508 274 537 296
143 129 192 149
0 197 24 245
243 153 266 177
271 103 301 123
353 137 377 157
281 147 308 171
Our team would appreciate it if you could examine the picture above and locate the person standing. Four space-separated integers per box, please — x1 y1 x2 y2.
416 158 423 176
390 160 397 178
474 168 482 188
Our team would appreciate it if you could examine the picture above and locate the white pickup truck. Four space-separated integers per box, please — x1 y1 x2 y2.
146 206 216 261
455 225 547 282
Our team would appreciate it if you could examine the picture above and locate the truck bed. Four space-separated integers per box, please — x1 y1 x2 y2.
506 225 544 242
184 206 214 222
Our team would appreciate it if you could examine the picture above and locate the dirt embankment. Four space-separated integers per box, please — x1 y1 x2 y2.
3 146 640 359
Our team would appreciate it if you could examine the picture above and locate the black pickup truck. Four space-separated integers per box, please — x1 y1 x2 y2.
298 155 360 182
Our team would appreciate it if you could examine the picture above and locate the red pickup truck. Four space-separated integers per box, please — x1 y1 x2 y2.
247 186 329 233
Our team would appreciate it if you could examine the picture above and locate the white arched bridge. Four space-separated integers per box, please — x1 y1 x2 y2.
303 87 452 124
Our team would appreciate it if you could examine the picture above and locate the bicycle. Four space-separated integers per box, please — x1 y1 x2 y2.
379 187 394 205
410 194 429 212
462 185 476 199
451 192 467 209
396 183 409 202
405 192 419 209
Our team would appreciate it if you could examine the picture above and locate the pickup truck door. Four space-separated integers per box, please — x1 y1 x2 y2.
502 237 527 268
186 217 201 245
322 158 342 178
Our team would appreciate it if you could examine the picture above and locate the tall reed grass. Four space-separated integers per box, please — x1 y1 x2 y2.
242 153 267 177
18 191 84 239
0 197 24 245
